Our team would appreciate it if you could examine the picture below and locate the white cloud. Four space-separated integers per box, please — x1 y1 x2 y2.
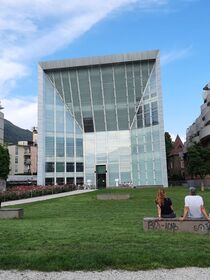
0 60 28 81
0 0 171 86
0 0 171 128
0 59 29 98
0 1 137 87
161 45 193 65
2 0 165 62
2 97 37 129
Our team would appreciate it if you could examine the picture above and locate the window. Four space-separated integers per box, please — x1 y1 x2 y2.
96 165 106 174
56 137 64 157
56 162 64 172
76 162 83 172
151 101 158 125
137 106 143 128
66 162 74 172
24 147 30 154
45 178 54 185
76 177 84 185
76 138 83 157
45 162 54 172
144 104 150 127
45 136 54 157
67 177 74 184
66 138 74 157
83 118 94 132
57 177 64 185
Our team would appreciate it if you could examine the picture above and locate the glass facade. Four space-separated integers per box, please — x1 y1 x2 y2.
41 75 84 185
83 130 131 186
38 50 168 187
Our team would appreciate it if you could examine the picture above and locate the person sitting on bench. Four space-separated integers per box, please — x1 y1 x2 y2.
155 188 176 219
180 187 210 221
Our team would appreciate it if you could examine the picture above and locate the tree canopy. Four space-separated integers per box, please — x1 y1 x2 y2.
187 143 210 180
165 132 173 156
0 144 10 179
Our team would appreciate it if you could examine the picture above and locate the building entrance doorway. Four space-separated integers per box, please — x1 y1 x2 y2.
96 165 106 188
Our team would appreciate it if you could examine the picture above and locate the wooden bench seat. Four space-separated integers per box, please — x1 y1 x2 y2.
0 208 24 219
143 217 210 234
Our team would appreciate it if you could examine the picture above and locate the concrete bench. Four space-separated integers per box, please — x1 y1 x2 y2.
97 194 130 200
143 217 210 234
0 208 24 219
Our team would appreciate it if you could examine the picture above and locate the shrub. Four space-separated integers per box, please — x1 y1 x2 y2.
0 184 76 202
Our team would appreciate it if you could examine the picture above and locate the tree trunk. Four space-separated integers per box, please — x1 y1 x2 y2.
0 178 6 192
201 179 205 192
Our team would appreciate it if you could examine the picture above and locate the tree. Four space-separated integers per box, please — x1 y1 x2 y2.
187 143 210 191
0 144 10 179
165 132 173 157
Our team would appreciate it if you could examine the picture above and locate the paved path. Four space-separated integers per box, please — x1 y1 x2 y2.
1 189 96 207
1 268 210 280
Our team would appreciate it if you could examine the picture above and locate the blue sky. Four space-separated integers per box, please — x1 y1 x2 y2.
0 0 209 141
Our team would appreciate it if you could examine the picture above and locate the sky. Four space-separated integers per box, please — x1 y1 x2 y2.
0 0 209 142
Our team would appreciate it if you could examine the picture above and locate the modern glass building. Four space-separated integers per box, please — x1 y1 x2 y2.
38 50 168 187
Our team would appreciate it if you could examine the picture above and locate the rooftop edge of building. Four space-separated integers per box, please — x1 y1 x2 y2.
39 49 159 71
203 82 210 91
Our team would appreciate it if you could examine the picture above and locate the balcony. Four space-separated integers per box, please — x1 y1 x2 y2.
24 159 31 165
191 135 200 143
200 125 210 141
206 92 210 106
195 117 203 129
204 110 210 126
188 124 197 135
201 102 207 112
201 105 208 118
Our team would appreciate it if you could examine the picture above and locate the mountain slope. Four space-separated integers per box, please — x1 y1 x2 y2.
4 119 33 145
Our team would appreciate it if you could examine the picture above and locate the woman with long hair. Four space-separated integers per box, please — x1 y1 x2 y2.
155 188 176 218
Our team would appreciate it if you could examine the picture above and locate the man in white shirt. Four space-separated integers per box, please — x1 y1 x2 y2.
181 187 210 221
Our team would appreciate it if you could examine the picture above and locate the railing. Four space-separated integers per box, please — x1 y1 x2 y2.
78 184 96 190
118 182 134 188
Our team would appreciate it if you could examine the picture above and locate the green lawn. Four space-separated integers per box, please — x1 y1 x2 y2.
0 187 210 271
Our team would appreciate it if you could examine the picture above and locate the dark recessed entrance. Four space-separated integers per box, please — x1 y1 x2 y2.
96 165 106 188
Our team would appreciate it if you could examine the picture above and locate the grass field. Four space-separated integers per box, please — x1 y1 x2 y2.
0 187 210 271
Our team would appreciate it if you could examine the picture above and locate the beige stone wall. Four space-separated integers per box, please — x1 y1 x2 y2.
30 145 38 174
8 144 38 175
8 145 26 175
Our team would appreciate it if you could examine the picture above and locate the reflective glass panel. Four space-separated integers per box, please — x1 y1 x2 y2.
56 137 64 157
45 136 54 157
66 162 74 172
76 138 83 157
53 72 63 99
56 162 64 172
152 101 158 125
66 138 74 157
45 162 54 172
